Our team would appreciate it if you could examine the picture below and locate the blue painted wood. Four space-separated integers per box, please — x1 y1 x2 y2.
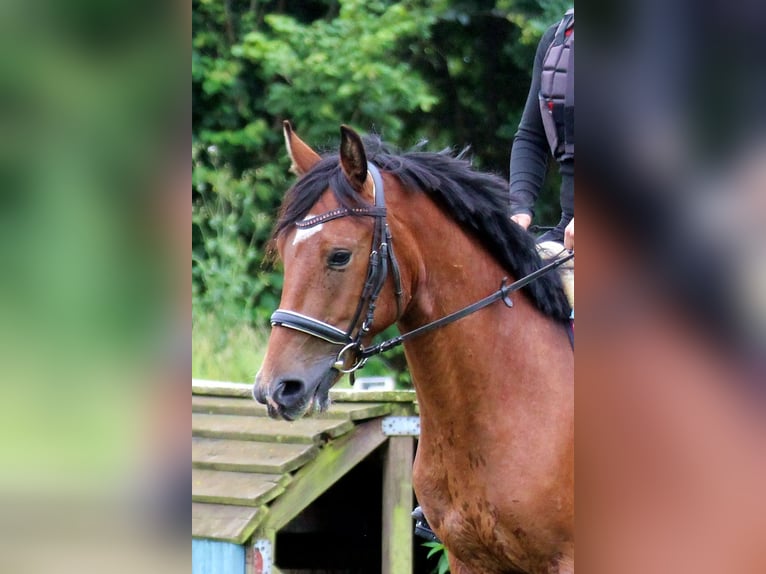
192 539 245 574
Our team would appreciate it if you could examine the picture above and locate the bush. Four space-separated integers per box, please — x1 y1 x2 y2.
192 143 284 326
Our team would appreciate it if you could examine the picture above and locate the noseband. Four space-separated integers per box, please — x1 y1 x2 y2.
270 162 404 373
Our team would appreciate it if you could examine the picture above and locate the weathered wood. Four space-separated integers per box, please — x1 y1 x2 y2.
193 379 418 406
382 436 415 574
330 401 393 420
329 388 417 403
264 419 389 532
191 378 419 567
192 395 394 421
389 401 420 416
192 502 267 544
192 437 318 474
192 413 355 444
192 468 289 507
193 379 253 397
193 395 271 417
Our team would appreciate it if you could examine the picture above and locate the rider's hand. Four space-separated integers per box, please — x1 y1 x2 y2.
564 218 574 250
510 213 532 230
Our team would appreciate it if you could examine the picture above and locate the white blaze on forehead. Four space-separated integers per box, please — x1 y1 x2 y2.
292 214 323 245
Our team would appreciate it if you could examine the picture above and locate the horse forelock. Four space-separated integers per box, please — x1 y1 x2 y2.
270 138 571 323
271 156 371 241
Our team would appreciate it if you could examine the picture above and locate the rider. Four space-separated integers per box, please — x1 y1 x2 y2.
511 8 574 307
509 8 574 248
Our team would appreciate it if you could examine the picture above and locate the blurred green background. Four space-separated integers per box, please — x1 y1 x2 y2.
192 0 569 384
0 0 188 570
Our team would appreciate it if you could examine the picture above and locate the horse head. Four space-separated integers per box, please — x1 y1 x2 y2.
253 122 404 420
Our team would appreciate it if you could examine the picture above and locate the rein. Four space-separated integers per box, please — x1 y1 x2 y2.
270 162 573 374
360 251 574 360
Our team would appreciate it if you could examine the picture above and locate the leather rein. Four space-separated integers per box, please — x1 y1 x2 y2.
270 162 574 375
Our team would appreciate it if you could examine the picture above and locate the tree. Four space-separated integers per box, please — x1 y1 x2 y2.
192 0 569 327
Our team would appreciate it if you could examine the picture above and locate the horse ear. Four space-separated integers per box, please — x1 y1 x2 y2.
339 125 368 191
283 120 321 175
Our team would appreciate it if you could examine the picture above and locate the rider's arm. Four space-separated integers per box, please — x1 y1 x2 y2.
509 25 556 222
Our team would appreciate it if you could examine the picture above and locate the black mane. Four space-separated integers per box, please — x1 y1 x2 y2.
273 137 572 323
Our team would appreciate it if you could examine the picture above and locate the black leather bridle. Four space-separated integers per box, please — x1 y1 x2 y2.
270 162 575 375
270 163 404 374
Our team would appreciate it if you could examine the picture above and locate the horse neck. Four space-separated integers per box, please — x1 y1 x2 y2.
387 187 573 436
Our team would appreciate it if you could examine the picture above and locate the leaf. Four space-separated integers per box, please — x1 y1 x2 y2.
422 540 450 573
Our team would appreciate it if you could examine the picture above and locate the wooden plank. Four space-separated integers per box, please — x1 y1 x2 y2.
193 539 245 574
192 503 267 544
329 401 394 420
192 468 289 507
193 413 355 444
193 395 270 417
264 419 389 532
390 401 420 416
193 437 318 474
193 395 393 421
330 388 418 403
382 436 415 574
193 379 253 398
193 379 418 405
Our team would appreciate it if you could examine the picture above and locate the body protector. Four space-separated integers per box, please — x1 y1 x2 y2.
539 9 574 161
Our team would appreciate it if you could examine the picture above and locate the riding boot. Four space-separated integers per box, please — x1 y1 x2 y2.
412 506 441 542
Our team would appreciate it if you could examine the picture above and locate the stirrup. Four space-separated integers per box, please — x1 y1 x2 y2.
412 506 441 542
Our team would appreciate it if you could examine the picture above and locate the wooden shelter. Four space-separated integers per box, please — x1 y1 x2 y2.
192 379 421 574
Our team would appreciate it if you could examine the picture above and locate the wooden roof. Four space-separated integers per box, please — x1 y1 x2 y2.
192 379 417 544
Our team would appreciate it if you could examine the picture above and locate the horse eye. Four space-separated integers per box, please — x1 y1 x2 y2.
327 250 352 268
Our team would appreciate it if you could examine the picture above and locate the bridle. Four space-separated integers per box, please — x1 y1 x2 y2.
270 162 574 376
270 163 404 374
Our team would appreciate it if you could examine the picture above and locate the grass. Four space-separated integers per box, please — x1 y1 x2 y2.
192 310 404 389
192 312 357 388
192 312 269 384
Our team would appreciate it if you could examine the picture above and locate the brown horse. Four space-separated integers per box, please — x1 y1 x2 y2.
254 122 574 574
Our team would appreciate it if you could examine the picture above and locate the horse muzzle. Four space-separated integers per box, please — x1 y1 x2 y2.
253 365 338 421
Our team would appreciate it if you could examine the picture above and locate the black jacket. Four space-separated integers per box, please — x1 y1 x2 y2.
509 23 574 244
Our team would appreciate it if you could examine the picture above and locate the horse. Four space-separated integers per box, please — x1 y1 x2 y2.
253 121 574 574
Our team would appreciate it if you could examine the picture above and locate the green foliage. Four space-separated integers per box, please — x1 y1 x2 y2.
424 540 451 574
192 0 569 381
235 2 442 141
501 0 573 49
192 143 284 326
192 311 270 382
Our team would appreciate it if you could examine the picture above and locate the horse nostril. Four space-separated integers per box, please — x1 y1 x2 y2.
273 378 306 408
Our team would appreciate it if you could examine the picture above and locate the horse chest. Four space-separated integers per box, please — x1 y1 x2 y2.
413 462 526 571
414 440 562 573
441 504 543 574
